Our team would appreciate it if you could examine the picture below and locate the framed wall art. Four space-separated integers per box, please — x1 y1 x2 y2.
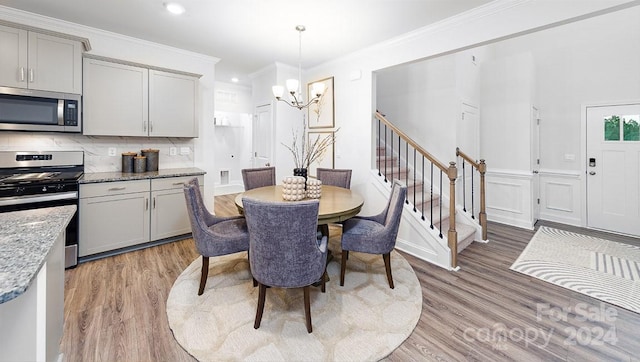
307 76 334 129
307 130 335 177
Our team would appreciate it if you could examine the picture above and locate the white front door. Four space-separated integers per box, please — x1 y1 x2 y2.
252 104 273 168
586 103 640 236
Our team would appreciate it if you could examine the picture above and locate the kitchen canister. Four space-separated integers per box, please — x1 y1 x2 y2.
121 152 137 173
133 156 147 173
141 149 159 171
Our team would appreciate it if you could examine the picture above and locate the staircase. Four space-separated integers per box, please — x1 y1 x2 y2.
373 111 488 269
376 146 477 253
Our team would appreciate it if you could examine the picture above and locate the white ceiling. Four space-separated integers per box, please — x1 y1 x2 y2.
0 0 492 85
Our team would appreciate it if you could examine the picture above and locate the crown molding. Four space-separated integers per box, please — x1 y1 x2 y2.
0 5 219 65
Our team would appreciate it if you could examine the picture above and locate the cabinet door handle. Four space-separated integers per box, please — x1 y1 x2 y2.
143 121 147 132
153 197 156 209
150 121 153 133
29 68 34 83
145 198 149 210
20 67 25 82
108 187 126 191
172 182 184 186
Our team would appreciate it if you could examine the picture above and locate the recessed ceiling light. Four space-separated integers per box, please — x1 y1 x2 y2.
231 77 239 83
165 2 185 15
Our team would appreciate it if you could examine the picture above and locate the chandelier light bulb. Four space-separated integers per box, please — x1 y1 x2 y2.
312 82 325 97
272 86 284 99
286 79 299 94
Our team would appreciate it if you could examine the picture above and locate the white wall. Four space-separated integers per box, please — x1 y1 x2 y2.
251 62 309 183
213 81 252 194
301 0 639 227
0 6 219 208
480 50 535 171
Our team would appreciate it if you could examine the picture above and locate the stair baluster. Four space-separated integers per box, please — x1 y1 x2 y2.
456 147 488 241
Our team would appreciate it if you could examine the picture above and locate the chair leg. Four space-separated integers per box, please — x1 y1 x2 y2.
303 286 312 333
319 224 330 238
321 270 327 293
340 250 349 286
383 253 394 289
254 283 267 329
247 252 257 287
198 256 209 295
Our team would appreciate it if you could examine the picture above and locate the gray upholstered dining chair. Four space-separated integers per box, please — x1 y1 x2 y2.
241 166 276 191
183 177 250 295
242 196 328 333
316 167 353 237
316 167 352 189
340 179 407 289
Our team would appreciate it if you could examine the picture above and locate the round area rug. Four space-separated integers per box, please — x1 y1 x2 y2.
167 239 422 361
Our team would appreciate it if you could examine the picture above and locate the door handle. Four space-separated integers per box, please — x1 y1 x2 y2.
532 170 539 174
265 163 271 166
589 171 596 175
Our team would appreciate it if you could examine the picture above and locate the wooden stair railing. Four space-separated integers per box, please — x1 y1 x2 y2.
374 111 459 268
456 147 488 241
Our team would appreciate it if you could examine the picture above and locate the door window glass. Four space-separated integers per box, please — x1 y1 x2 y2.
623 115 639 141
604 115 620 141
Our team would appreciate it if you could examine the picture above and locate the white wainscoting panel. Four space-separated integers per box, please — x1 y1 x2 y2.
539 170 582 226
485 170 534 229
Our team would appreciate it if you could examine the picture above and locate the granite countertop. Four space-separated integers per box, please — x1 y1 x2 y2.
80 167 205 184
0 205 76 304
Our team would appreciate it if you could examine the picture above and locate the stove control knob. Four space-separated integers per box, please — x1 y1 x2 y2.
42 186 47 192
15 187 25 194
57 184 64 191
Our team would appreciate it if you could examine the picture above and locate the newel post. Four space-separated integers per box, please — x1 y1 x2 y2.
447 161 458 269
478 159 487 241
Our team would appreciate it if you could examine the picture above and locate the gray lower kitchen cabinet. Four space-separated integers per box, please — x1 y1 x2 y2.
79 179 150 256
79 175 203 257
150 176 199 241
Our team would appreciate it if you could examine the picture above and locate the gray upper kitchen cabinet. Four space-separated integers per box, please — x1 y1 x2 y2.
82 56 200 137
0 24 82 94
82 58 149 136
149 70 198 137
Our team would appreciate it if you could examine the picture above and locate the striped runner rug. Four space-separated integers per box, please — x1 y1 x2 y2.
510 226 640 314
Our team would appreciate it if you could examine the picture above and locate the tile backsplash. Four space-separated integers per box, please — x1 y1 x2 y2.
0 132 195 173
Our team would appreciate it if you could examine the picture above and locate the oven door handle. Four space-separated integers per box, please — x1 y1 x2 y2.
0 191 78 207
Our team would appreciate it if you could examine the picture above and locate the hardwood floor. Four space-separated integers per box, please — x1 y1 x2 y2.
61 194 640 361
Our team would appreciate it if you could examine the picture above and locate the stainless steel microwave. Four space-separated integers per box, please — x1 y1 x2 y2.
0 86 81 133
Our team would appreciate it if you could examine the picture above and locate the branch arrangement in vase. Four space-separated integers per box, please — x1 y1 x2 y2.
282 115 338 170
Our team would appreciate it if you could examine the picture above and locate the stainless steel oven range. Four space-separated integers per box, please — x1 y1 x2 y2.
0 151 83 268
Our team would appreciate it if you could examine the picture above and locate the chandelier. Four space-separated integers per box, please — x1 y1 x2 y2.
272 25 325 110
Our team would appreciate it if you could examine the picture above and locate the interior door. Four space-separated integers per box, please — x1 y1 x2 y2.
586 103 640 236
457 103 479 214
252 104 273 167
531 106 540 222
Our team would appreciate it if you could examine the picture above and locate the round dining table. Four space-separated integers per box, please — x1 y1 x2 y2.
234 185 364 225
